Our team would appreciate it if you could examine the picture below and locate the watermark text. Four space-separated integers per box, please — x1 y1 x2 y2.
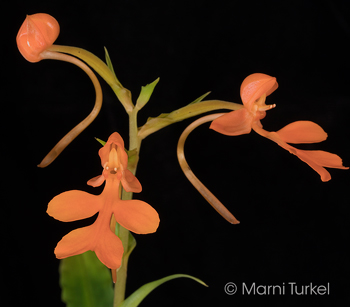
224 282 330 296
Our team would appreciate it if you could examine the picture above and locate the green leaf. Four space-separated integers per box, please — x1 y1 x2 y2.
59 251 114 307
104 47 117 79
95 137 106 146
118 274 207 307
188 91 211 105
135 78 160 110
48 45 134 112
144 91 211 123
139 99 242 139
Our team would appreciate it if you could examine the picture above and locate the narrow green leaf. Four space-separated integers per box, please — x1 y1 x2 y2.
139 100 242 139
118 274 207 307
95 137 106 146
104 47 133 112
59 251 114 307
135 78 160 110
104 47 117 79
188 91 211 105
144 91 210 123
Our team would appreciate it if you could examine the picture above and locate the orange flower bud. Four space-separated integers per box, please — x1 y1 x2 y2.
16 13 60 63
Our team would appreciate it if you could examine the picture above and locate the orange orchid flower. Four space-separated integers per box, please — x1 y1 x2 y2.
47 132 160 270
17 13 103 167
210 73 348 181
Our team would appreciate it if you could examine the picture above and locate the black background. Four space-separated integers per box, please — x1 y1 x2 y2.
4 0 350 306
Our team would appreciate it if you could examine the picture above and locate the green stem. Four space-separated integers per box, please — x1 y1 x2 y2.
113 207 131 307
113 108 141 307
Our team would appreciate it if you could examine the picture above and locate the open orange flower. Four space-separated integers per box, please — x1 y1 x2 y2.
210 73 278 136
17 13 104 168
210 73 348 181
47 132 159 270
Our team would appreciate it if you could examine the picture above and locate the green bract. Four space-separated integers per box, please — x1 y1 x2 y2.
47 45 133 112
118 274 207 307
135 78 160 111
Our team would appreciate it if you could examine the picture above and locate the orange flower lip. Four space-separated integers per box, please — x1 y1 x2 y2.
16 13 60 62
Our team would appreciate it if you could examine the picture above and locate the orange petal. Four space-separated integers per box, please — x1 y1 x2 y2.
94 227 124 270
276 121 327 144
240 73 278 109
87 174 106 187
47 190 102 222
54 225 95 259
209 108 252 136
114 200 160 234
121 169 142 193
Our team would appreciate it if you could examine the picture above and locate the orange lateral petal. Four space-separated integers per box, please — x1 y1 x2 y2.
87 174 106 187
210 108 252 136
55 225 95 259
94 227 124 270
47 190 102 222
276 121 328 144
122 169 142 193
114 199 160 234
